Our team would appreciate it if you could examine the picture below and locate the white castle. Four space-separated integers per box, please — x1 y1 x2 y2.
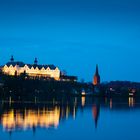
2 56 60 80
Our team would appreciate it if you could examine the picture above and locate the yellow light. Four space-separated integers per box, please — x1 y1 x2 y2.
2 64 60 80
129 97 135 107
81 97 86 107
1 107 60 131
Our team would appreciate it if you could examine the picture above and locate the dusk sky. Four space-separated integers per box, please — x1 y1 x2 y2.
0 0 140 82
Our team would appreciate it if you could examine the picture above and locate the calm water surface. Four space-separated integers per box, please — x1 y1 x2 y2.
0 97 140 140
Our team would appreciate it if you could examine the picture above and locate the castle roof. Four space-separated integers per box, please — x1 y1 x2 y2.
5 62 57 70
6 61 25 67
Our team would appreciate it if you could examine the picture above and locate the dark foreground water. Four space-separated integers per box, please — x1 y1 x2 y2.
0 97 140 140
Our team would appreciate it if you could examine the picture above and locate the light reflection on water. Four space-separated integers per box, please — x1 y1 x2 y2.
0 97 140 140
129 97 135 107
2 107 60 132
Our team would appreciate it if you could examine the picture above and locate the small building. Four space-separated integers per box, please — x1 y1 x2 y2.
60 75 78 82
2 56 60 80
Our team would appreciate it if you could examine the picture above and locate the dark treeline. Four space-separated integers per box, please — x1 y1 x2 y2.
1 71 140 101
0 73 94 101
100 81 140 97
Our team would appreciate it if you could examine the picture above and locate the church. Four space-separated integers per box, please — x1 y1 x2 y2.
93 64 101 86
2 56 60 80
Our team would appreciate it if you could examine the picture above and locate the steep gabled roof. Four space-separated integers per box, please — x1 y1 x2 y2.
5 62 58 70
6 61 25 67
26 64 32 69
48 65 57 70
42 65 56 70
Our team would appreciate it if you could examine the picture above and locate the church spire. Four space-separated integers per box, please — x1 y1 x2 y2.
10 55 14 62
93 64 100 86
95 64 99 75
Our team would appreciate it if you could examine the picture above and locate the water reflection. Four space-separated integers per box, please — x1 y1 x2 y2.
81 96 86 107
2 107 60 132
129 97 135 107
110 98 113 109
0 96 139 135
92 104 100 128
0 102 77 134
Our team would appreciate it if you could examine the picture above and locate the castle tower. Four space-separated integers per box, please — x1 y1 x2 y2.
93 65 100 86
34 58 38 65
10 55 14 62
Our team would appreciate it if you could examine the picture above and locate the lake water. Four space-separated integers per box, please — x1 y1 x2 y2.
0 97 140 140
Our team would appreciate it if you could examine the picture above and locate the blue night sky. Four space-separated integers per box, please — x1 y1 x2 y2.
0 0 140 82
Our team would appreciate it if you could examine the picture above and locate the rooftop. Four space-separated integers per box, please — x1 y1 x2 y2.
5 61 57 70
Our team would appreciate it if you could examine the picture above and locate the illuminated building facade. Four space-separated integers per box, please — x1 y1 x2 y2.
2 56 60 80
93 65 100 85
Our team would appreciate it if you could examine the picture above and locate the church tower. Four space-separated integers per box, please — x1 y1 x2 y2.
93 65 100 86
